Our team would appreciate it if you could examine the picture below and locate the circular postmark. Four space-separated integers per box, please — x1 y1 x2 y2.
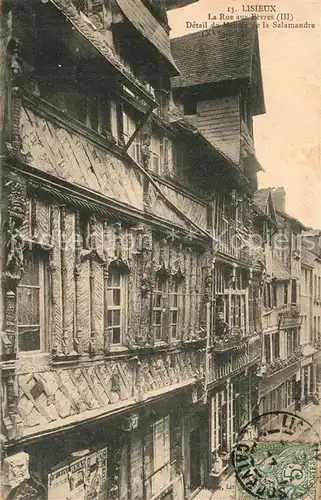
232 411 320 499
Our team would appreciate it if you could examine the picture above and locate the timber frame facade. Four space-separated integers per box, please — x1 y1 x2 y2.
2 3 318 500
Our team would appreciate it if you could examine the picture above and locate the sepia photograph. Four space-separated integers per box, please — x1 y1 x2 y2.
0 0 320 499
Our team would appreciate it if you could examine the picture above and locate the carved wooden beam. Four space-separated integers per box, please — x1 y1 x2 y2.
60 206 68 355
103 220 110 352
49 206 58 356
73 211 82 354
89 215 97 356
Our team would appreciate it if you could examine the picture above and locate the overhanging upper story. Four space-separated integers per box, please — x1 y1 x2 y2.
170 18 265 184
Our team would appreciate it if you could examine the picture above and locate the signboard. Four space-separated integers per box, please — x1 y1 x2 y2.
279 314 303 330
48 448 107 500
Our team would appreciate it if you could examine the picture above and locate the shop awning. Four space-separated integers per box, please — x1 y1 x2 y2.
115 0 179 75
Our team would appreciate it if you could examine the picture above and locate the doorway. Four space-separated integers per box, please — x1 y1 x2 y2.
189 428 201 492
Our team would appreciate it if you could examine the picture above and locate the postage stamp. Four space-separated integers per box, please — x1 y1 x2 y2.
232 411 321 499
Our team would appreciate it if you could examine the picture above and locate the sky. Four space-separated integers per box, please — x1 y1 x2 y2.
168 0 321 229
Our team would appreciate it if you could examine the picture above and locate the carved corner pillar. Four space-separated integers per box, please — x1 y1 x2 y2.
59 206 68 355
7 38 23 157
139 226 154 347
108 446 122 500
140 120 152 212
73 211 82 355
103 220 111 353
2 173 27 358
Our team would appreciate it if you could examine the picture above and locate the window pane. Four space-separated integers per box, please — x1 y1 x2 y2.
18 327 40 351
113 289 121 306
112 327 121 345
17 287 40 325
154 326 161 340
107 310 113 326
154 310 162 325
113 310 121 326
171 311 178 324
171 325 177 338
154 293 162 308
171 295 178 308
107 289 113 304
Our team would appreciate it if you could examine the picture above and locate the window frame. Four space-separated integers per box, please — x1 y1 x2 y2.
16 250 47 354
152 275 168 342
123 111 141 163
106 267 128 346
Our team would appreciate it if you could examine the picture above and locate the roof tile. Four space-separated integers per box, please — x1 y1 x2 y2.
170 18 257 88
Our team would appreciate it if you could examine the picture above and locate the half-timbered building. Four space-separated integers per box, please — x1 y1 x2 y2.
1 0 214 498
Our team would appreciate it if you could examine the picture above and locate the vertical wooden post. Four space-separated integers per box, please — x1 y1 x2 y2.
49 205 58 355
73 211 81 354
60 205 68 355
103 220 110 352
89 215 96 356
3 291 17 359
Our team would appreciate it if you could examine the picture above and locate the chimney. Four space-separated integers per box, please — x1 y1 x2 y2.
271 187 286 213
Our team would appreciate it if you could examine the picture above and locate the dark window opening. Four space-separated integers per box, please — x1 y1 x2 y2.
284 284 288 305
183 100 196 115
291 279 297 305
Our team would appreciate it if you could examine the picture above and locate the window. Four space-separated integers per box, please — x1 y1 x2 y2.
212 389 228 455
183 100 196 115
153 276 168 341
272 332 280 360
107 268 127 345
154 90 169 118
264 335 271 363
291 279 297 305
287 328 298 357
284 283 288 305
272 282 277 307
144 416 171 498
17 251 47 352
150 133 164 175
123 112 140 162
241 98 253 135
231 295 241 328
169 280 182 340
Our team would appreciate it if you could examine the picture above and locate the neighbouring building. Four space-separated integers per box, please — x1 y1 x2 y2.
256 187 320 421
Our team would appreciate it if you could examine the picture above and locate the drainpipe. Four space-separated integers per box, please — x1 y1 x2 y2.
123 105 155 153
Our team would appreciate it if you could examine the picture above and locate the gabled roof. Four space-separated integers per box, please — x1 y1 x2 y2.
253 188 270 212
48 0 157 105
115 0 180 75
170 18 265 114
276 210 307 231
253 188 277 224
301 243 316 268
